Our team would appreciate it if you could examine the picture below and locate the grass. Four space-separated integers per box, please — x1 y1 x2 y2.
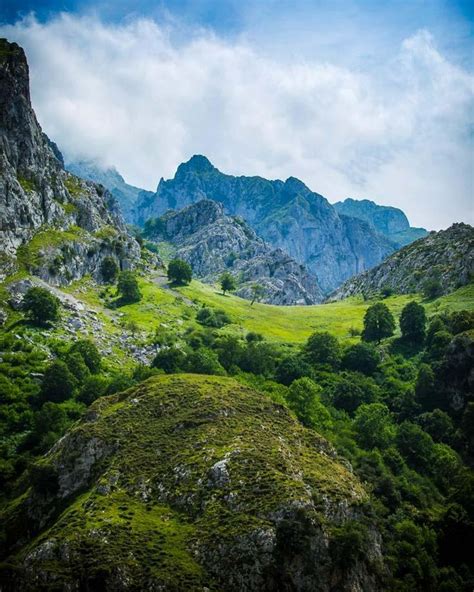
17 176 36 193
16 226 87 271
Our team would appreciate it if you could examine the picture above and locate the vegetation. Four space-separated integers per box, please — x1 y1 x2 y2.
219 272 236 295
167 258 192 285
362 302 396 342
117 271 141 304
101 256 119 283
23 287 60 326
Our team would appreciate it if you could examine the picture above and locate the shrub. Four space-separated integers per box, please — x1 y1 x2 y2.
286 377 332 429
276 354 313 385
64 351 90 383
152 348 186 373
167 259 192 285
423 276 443 299
196 307 230 328
354 403 395 449
117 271 141 304
23 287 60 326
77 375 109 406
100 256 119 283
186 348 226 375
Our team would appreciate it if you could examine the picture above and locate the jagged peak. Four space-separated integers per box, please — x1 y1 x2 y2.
175 154 216 177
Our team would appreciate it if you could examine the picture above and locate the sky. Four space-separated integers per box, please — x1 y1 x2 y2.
1 1 473 229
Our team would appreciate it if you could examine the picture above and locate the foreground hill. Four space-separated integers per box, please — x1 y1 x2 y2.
134 155 394 293
0 39 140 284
333 198 428 248
145 199 323 304
330 223 474 301
0 374 382 592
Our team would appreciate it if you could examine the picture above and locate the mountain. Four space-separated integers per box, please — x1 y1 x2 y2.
134 155 395 294
333 198 428 248
0 39 140 285
146 199 323 304
66 159 153 223
1 374 383 592
330 223 474 300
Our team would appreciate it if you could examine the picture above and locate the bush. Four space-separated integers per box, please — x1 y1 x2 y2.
23 287 60 326
117 271 141 303
196 307 230 328
186 348 226 375
330 521 369 569
69 340 101 374
304 331 341 369
41 360 76 403
100 256 119 283
342 342 380 375
362 302 395 343
152 347 186 373
400 301 426 343
326 373 378 414
64 351 90 383
167 259 192 285
77 375 109 406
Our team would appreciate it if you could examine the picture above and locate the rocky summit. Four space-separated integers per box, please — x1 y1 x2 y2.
329 223 474 300
0 39 140 284
333 198 428 248
145 199 323 304
134 155 395 294
1 374 383 592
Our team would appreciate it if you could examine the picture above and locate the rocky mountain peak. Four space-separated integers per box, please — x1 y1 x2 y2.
175 154 216 177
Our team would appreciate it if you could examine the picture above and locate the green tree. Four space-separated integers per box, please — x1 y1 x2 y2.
23 287 60 326
100 256 119 283
64 351 90 383
186 348 226 376
220 272 236 295
342 342 380 375
305 331 341 369
196 307 230 328
362 302 395 343
167 259 192 285
354 403 395 449
69 340 101 374
399 301 426 343
396 422 434 471
152 347 186 373
77 375 109 406
117 271 141 303
286 377 332 429
250 283 265 305
423 276 443 299
276 354 313 386
327 374 378 414
41 360 76 403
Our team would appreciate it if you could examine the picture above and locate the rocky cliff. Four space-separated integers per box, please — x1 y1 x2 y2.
135 155 395 294
146 199 323 304
329 223 474 300
0 39 140 284
334 198 428 248
67 159 154 223
0 374 383 592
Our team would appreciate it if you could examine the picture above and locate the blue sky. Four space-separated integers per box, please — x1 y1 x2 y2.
1 1 473 228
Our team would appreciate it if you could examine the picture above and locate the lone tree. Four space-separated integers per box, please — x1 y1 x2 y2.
362 302 395 343
167 259 192 285
250 283 265 305
117 271 141 304
23 287 60 326
220 272 236 295
400 301 427 343
423 276 443 300
101 256 119 283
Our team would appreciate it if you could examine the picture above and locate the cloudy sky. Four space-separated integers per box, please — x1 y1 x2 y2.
1 1 473 229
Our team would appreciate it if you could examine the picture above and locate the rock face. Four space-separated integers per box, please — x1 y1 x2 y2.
135 155 395 294
329 223 474 300
333 198 428 248
0 374 384 591
147 199 323 304
67 159 154 223
0 39 140 283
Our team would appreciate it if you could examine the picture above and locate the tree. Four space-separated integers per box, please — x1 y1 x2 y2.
276 354 313 386
100 256 119 283
415 363 436 409
250 284 265 305
396 422 434 471
305 331 341 369
286 377 332 429
362 302 395 343
354 403 395 449
77 375 109 406
196 307 231 328
41 360 76 403
342 343 380 375
23 287 60 326
167 259 192 285
220 272 236 295
117 271 141 303
327 374 378 414
399 301 426 343
152 347 186 373
64 351 90 383
69 340 101 373
423 276 443 300
186 348 226 376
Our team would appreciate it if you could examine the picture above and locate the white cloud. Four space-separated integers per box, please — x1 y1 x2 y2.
1 15 473 229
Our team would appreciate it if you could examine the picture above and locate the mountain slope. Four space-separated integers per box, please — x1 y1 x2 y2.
334 198 428 248
330 223 474 300
134 155 395 293
146 199 323 304
66 159 153 223
0 39 140 284
0 374 382 592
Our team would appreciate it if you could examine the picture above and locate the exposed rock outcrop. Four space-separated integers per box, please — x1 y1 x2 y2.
0 374 385 591
0 39 140 283
135 155 395 293
334 198 428 248
329 223 474 300
147 199 323 304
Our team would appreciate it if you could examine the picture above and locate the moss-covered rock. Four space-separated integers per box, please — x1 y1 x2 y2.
0 374 383 591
